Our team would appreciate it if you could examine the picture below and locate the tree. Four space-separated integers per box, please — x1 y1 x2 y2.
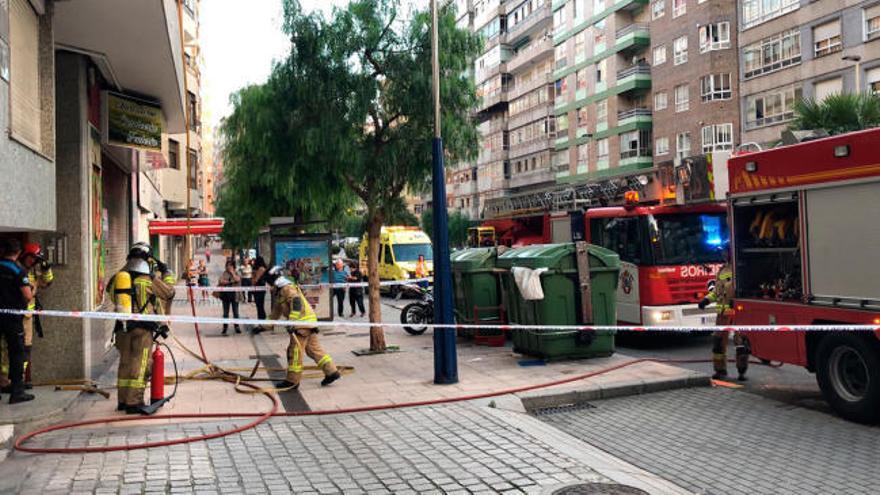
791 93 880 135
217 0 481 351
421 209 472 249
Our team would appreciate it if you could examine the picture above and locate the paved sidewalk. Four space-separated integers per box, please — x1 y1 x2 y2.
0 402 691 495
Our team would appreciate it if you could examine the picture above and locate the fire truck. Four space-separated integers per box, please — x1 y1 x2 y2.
728 128 880 423
478 197 727 329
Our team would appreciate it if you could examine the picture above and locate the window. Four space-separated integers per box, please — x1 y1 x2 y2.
553 5 567 35
577 106 589 129
597 99 608 122
655 137 670 156
701 123 733 153
594 0 606 12
868 67 880 95
673 0 686 18
653 45 667 65
674 84 689 112
699 22 730 53
574 30 587 60
743 29 801 79
188 149 200 189
700 74 732 101
813 20 842 57
557 114 569 133
577 68 588 90
590 217 642 263
620 129 651 159
594 19 607 46
673 36 688 65
509 85 550 115
654 91 668 111
9 0 42 149
867 5 880 41
745 86 802 129
555 43 568 69
596 58 606 84
383 244 394 264
814 77 842 101
555 78 568 98
577 143 589 168
552 150 570 172
676 132 691 159
742 0 799 29
597 138 609 160
168 140 180 170
652 0 665 20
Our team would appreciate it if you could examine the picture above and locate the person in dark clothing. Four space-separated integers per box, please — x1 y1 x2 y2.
251 256 269 334
0 238 35 404
218 260 242 335
348 263 366 317
331 258 349 318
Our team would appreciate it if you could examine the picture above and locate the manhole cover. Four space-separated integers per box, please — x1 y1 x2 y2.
551 482 649 495
531 402 596 416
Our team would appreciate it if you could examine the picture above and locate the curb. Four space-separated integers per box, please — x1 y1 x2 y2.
0 388 81 456
517 367 712 413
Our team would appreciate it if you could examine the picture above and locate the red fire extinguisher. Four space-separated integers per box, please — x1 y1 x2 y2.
150 345 165 405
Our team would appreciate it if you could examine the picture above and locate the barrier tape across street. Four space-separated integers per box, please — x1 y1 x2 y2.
186 278 434 292
0 308 877 333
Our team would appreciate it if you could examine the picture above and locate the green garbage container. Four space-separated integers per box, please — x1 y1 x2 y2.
451 247 505 343
496 242 620 360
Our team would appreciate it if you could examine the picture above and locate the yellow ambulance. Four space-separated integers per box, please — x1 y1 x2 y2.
359 226 434 288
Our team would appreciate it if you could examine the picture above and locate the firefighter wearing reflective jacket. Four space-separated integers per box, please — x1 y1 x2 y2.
19 243 53 388
108 243 176 413
699 249 749 381
265 266 341 390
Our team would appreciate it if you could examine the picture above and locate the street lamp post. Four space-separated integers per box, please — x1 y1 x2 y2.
842 55 863 93
430 0 458 385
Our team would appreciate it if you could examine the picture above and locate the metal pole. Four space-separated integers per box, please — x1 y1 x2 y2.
177 0 193 262
430 0 458 385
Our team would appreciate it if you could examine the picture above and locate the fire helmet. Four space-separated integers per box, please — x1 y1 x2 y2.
22 243 45 260
128 242 153 261
123 258 152 275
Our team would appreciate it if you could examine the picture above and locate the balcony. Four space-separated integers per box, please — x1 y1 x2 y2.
616 63 651 94
507 37 553 74
509 166 556 189
616 107 652 126
506 4 552 44
614 23 649 56
478 117 508 135
509 73 553 101
475 62 508 85
477 147 509 166
477 88 509 113
452 180 478 197
509 137 554 159
508 102 553 130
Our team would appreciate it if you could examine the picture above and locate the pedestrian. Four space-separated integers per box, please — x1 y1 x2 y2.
185 259 197 287
264 266 340 390
699 245 749 381
218 260 242 335
251 256 269 334
0 238 35 404
415 253 429 289
204 246 211 264
240 258 254 302
197 259 210 301
348 262 366 318
17 243 53 389
107 242 176 413
331 258 349 318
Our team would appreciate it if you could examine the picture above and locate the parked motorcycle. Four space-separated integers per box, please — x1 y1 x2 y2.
399 285 433 335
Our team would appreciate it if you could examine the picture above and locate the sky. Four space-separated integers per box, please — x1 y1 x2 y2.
200 0 350 131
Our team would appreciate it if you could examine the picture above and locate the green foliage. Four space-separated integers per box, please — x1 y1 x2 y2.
791 93 880 135
420 208 473 249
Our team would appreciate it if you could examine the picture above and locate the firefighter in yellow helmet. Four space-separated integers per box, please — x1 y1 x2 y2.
108 242 176 413
18 243 53 389
699 245 749 381
265 266 340 390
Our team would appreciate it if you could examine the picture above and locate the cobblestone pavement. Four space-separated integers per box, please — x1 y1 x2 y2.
537 387 880 495
1 404 618 495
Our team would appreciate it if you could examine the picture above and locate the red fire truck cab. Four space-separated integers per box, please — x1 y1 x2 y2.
728 128 880 423
585 202 727 329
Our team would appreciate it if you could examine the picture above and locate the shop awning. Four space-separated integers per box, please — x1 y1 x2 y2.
149 218 224 236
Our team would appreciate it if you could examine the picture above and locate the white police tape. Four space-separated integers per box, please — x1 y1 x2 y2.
0 308 876 333
185 278 433 292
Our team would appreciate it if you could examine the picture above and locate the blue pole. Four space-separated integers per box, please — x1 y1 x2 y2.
431 137 458 384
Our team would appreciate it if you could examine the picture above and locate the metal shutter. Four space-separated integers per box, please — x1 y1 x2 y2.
9 0 41 149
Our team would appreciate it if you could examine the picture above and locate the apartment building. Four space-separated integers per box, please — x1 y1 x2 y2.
738 0 880 146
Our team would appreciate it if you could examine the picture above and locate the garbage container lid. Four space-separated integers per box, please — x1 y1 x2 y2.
496 243 619 270
451 247 497 271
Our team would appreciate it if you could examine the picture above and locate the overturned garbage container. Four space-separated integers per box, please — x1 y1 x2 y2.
451 247 506 345
496 242 620 360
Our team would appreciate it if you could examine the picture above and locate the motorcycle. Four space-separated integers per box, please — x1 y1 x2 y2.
399 284 433 335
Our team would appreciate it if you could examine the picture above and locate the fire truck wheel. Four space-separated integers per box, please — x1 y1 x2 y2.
815 333 880 424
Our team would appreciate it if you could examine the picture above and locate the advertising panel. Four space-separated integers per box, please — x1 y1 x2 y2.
272 235 332 320
102 91 164 151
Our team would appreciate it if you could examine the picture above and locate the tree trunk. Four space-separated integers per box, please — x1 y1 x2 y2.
367 215 386 352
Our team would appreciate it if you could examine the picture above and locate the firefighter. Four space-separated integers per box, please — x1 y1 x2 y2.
0 238 34 404
265 266 340 390
699 246 749 381
108 242 176 413
18 243 53 388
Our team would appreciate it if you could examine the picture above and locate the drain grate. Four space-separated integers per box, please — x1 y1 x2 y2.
551 482 649 495
531 402 596 417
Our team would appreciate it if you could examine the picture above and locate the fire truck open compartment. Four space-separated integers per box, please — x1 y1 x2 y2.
732 194 802 301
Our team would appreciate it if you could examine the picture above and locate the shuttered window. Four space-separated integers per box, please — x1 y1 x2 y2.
9 0 41 150
814 77 842 101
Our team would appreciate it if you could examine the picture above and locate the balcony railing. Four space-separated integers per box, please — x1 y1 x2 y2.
615 23 649 41
509 136 554 159
507 36 553 73
617 107 652 121
508 102 553 130
508 73 553 101
507 4 551 41
616 63 651 81
620 147 652 160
